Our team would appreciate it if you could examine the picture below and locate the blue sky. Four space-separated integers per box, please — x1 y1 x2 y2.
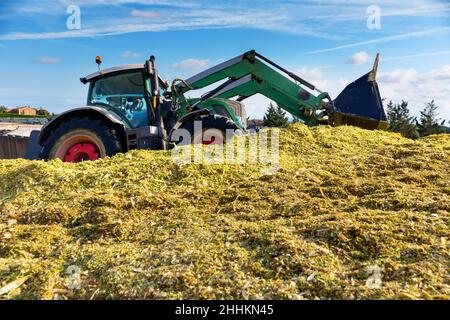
0 0 450 121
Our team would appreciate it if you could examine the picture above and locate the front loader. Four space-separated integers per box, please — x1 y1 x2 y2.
3 50 388 162
171 50 387 129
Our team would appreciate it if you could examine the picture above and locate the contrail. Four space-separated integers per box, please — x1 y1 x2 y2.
383 50 450 61
306 27 450 54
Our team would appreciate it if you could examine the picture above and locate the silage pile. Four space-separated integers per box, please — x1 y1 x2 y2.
0 124 448 300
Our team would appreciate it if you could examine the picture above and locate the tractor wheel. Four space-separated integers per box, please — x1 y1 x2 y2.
172 114 241 146
40 117 122 162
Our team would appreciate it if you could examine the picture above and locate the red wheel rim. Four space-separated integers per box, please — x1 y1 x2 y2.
200 128 224 145
202 136 216 145
64 142 100 162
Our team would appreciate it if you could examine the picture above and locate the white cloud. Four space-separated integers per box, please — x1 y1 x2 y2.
60 0 193 6
130 10 157 18
241 94 275 119
348 51 370 65
16 6 49 14
0 3 333 41
122 50 140 58
428 65 450 80
378 65 450 120
172 58 210 70
379 68 417 84
308 2 450 22
2 0 449 42
35 55 60 64
0 14 282 40
296 67 323 80
294 67 329 90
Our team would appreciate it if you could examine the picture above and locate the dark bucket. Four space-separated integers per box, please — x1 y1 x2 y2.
332 54 388 130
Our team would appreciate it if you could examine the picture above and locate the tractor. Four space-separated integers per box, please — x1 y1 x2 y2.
17 50 387 162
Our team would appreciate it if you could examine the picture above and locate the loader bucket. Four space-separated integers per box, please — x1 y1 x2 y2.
332 53 388 130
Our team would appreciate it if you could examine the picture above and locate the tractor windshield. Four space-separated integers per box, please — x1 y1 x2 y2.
89 71 149 127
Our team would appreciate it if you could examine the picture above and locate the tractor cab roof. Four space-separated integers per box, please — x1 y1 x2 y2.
80 64 167 89
80 64 143 84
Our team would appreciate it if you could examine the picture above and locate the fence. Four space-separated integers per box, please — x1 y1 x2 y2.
0 135 29 159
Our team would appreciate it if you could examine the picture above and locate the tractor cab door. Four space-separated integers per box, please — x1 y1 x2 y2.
88 71 151 128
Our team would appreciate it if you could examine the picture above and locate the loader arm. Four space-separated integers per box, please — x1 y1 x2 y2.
205 74 328 125
173 50 388 130
173 50 330 126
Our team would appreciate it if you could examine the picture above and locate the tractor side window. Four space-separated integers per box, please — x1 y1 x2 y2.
90 71 149 127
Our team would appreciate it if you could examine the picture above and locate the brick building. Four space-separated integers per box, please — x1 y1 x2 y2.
9 107 37 116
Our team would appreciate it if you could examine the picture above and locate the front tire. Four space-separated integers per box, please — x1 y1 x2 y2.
40 117 122 162
171 114 241 147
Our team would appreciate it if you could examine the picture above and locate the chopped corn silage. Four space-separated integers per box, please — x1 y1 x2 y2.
0 124 448 300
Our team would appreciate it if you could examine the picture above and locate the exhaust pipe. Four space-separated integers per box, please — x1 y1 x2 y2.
331 53 388 130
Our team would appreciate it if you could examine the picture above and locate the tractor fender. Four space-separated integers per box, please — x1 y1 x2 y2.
38 106 129 147
168 108 210 142
170 108 210 133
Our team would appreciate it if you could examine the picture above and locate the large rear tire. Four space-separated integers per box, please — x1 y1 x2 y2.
40 117 122 162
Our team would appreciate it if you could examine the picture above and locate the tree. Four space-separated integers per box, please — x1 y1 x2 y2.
37 107 50 116
263 103 288 127
0 106 6 113
416 100 445 137
386 100 419 139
